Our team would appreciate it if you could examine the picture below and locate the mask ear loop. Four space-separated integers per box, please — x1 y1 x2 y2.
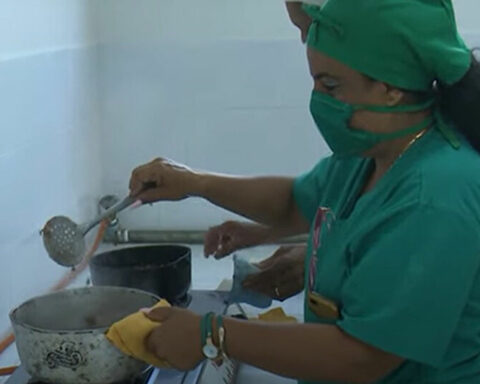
352 98 436 114
353 96 461 148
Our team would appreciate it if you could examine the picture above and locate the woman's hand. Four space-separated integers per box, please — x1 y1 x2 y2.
204 221 272 259
144 307 204 371
244 245 306 301
286 2 312 43
129 158 200 203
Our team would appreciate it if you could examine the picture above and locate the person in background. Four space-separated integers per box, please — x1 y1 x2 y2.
130 1 480 383
285 0 325 43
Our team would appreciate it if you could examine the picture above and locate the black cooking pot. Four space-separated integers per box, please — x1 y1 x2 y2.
89 245 191 304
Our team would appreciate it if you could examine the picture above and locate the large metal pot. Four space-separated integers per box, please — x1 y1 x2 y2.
10 286 158 384
89 245 191 304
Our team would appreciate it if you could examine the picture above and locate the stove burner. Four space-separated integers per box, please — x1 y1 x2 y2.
26 368 152 384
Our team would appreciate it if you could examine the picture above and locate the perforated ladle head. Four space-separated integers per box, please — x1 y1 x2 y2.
42 194 144 267
41 216 86 267
42 184 155 267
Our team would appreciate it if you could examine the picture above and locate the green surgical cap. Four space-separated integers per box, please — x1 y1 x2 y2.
304 0 472 91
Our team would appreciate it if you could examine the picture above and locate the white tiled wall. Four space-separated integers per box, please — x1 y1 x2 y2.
1 0 480 379
0 0 102 372
93 0 480 231
96 40 329 230
94 0 329 230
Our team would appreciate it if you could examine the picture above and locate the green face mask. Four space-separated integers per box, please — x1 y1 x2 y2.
309 90 435 157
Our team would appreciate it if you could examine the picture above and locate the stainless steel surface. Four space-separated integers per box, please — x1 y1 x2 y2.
4 365 151 384
98 195 121 228
41 216 86 267
42 194 139 267
103 229 308 245
98 195 121 213
83 195 138 234
9 286 158 384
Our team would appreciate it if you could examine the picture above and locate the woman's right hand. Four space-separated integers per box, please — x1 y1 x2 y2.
204 221 271 259
129 158 200 203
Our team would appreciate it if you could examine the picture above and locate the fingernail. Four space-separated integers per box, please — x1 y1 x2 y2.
140 307 152 314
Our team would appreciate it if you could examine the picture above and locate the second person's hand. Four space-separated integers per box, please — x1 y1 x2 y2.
204 221 273 259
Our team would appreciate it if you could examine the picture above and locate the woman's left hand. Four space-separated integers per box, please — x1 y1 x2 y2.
243 245 306 301
144 307 204 371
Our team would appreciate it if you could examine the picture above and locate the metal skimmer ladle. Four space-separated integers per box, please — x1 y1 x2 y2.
42 184 155 267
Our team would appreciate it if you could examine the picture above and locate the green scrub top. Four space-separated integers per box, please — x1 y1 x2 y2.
293 128 480 384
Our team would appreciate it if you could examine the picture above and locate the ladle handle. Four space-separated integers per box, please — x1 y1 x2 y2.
82 182 157 235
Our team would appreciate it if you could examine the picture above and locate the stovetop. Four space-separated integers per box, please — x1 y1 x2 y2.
5 366 152 384
6 290 235 384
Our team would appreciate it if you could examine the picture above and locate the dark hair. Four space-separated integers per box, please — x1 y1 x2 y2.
438 51 480 152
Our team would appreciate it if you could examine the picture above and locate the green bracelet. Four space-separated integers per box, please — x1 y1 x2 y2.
217 315 223 329
200 312 213 349
205 312 214 340
216 315 227 357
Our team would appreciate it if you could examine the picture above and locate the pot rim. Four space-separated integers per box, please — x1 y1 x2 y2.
9 286 159 333
89 244 192 269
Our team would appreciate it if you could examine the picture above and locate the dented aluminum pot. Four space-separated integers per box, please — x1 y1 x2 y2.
9 286 158 384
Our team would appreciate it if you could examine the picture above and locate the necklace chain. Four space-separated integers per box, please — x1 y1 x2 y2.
392 128 428 167
400 129 428 157
364 129 428 194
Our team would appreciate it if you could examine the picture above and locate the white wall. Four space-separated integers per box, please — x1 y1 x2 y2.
96 0 299 43
0 0 479 370
455 0 480 36
95 0 480 231
0 0 98 60
0 0 102 340
96 0 328 230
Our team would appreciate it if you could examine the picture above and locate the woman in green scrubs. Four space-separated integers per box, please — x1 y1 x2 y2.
129 1 480 382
